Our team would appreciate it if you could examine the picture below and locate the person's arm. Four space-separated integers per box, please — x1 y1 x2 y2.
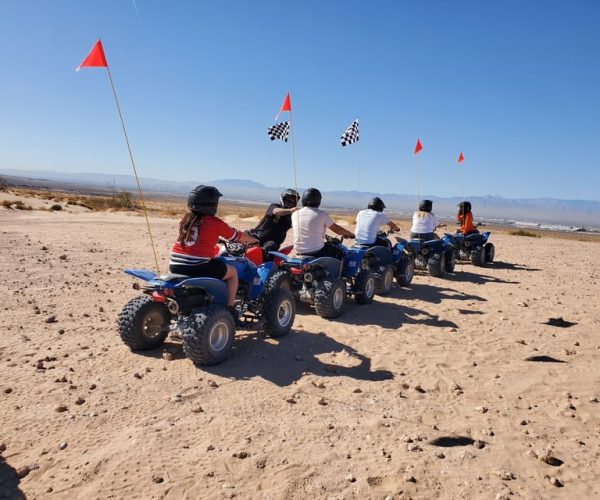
239 231 259 245
329 223 355 239
387 221 400 232
272 206 298 216
216 218 259 245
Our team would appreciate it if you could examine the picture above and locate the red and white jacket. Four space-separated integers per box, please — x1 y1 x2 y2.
170 216 239 267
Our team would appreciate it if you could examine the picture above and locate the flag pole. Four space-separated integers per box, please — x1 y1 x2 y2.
105 65 161 275
288 101 299 195
356 116 361 194
416 156 420 201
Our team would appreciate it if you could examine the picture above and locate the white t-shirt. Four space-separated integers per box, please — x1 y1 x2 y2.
291 207 334 255
354 209 390 245
411 211 439 234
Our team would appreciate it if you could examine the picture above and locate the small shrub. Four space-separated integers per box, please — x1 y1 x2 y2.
0 176 7 191
509 229 541 238
50 204 63 211
107 191 138 210
1 200 12 208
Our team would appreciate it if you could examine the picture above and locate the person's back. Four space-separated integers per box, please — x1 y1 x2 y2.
355 208 390 245
291 188 355 259
292 206 333 255
410 199 439 240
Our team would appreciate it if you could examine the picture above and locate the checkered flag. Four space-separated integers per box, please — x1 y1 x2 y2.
340 119 359 147
267 121 290 142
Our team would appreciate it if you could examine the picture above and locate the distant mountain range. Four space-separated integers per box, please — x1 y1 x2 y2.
1 168 599 229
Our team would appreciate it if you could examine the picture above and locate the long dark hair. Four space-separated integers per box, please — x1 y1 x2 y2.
177 212 202 245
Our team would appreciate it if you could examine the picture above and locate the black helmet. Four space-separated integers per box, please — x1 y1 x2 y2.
301 188 322 208
368 197 386 212
188 185 222 216
281 188 300 208
458 201 472 214
419 199 433 212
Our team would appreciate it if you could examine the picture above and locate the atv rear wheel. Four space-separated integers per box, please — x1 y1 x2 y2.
484 243 495 263
118 295 170 350
375 264 394 295
444 250 456 273
470 247 485 266
262 287 296 337
354 270 375 304
181 305 235 366
427 252 445 278
395 257 415 287
314 278 346 318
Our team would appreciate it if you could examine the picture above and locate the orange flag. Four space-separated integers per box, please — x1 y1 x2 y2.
280 93 291 112
458 152 464 164
274 93 291 121
76 40 108 71
414 138 423 155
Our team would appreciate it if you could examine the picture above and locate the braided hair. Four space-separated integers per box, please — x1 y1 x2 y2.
177 212 202 245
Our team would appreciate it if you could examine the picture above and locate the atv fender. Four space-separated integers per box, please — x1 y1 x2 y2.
365 246 393 265
178 277 228 305
309 257 343 279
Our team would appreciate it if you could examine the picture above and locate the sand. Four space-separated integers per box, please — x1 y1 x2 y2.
1 205 600 500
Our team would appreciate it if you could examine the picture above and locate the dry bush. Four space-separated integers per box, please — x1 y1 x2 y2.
0 177 7 191
509 229 541 238
237 211 260 219
6 200 33 210
50 204 63 211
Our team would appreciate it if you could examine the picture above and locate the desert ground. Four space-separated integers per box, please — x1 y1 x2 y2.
1 193 600 500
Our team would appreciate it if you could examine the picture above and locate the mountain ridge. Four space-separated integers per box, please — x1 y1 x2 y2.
1 168 599 227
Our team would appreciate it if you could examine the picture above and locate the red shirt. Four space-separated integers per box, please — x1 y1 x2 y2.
171 216 239 262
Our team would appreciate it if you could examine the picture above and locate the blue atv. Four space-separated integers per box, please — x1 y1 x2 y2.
117 241 296 366
350 230 416 295
452 231 495 266
268 237 375 319
407 234 456 278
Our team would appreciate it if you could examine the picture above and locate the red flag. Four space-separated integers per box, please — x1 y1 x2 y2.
458 152 464 164
414 138 423 155
76 40 108 71
280 93 291 112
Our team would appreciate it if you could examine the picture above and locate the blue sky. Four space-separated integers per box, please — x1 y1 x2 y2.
1 1 599 200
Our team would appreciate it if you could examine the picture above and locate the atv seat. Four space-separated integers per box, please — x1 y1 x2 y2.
158 273 189 282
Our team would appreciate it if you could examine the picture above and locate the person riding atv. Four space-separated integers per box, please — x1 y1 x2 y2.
354 197 401 248
249 189 299 258
291 188 355 259
169 185 258 309
410 199 443 240
456 201 478 235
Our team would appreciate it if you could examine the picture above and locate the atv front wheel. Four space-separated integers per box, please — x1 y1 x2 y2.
427 252 446 278
181 305 235 366
375 264 394 295
262 287 296 337
118 295 170 350
395 257 415 286
484 243 495 263
314 278 347 318
354 270 375 305
266 269 293 294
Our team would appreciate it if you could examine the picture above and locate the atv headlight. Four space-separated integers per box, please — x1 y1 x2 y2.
421 248 429 256
304 272 313 283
